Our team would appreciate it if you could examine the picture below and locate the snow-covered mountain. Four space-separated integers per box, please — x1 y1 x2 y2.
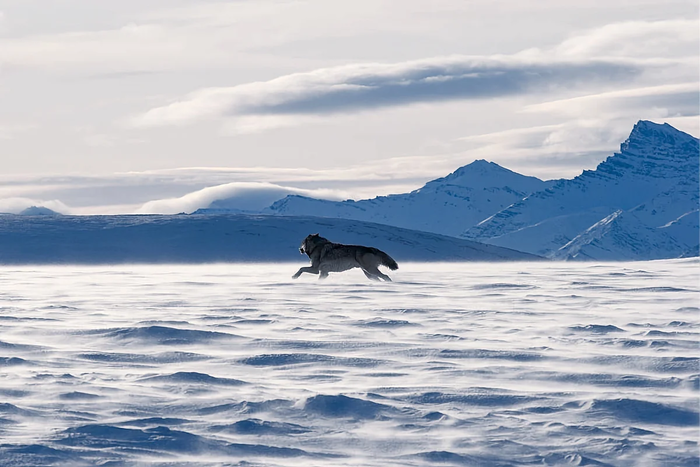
0 214 540 264
0 206 62 216
463 121 699 260
157 120 695 261
265 160 553 237
258 121 697 261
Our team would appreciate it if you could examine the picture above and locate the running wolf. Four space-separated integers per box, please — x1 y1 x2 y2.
292 234 398 281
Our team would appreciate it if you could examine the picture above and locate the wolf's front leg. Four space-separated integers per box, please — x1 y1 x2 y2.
292 266 319 279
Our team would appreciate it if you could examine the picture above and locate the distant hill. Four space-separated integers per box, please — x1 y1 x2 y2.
0 214 541 264
19 206 62 216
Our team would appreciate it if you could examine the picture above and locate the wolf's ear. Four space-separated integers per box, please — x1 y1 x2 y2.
312 233 319 237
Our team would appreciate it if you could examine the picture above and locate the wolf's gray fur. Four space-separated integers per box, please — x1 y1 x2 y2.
292 234 398 281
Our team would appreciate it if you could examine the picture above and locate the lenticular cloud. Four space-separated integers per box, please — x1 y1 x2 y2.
131 55 643 128
136 181 345 214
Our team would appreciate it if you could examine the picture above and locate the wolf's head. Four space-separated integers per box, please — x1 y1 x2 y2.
299 233 327 255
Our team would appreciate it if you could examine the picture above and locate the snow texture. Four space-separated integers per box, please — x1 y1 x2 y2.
0 260 697 466
0 213 539 264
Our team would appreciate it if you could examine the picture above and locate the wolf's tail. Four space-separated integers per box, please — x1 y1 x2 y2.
377 249 399 270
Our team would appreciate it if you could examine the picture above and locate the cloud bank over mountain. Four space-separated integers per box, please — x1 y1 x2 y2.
131 56 644 132
128 18 698 134
0 1 697 211
137 182 348 215
0 197 70 215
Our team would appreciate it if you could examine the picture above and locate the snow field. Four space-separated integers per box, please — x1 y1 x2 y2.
0 260 698 466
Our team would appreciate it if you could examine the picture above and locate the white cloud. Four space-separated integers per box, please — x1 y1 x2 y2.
449 121 629 179
0 0 421 74
1 111 696 215
445 81 696 177
135 182 353 214
0 6 696 205
554 19 699 59
129 55 644 130
0 166 435 216
0 1 300 73
0 197 71 214
221 114 332 135
448 109 700 181
127 18 698 133
0 124 36 139
522 83 699 118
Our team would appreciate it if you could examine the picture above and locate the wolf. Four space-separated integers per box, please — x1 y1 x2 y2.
292 234 398 281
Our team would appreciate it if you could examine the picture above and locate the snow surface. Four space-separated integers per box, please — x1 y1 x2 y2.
0 213 539 264
0 260 698 466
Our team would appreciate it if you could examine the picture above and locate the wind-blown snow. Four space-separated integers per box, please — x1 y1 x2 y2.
0 260 697 466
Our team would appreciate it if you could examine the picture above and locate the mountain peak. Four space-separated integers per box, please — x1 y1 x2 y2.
440 160 497 180
466 159 497 168
450 159 513 177
458 159 506 172
633 120 669 131
424 159 545 191
267 158 550 237
627 120 697 146
586 120 699 184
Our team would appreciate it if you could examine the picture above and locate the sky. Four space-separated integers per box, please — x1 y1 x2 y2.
0 0 698 214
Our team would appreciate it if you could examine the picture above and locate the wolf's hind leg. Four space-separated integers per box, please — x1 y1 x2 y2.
318 270 329 280
362 269 380 281
367 266 391 281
